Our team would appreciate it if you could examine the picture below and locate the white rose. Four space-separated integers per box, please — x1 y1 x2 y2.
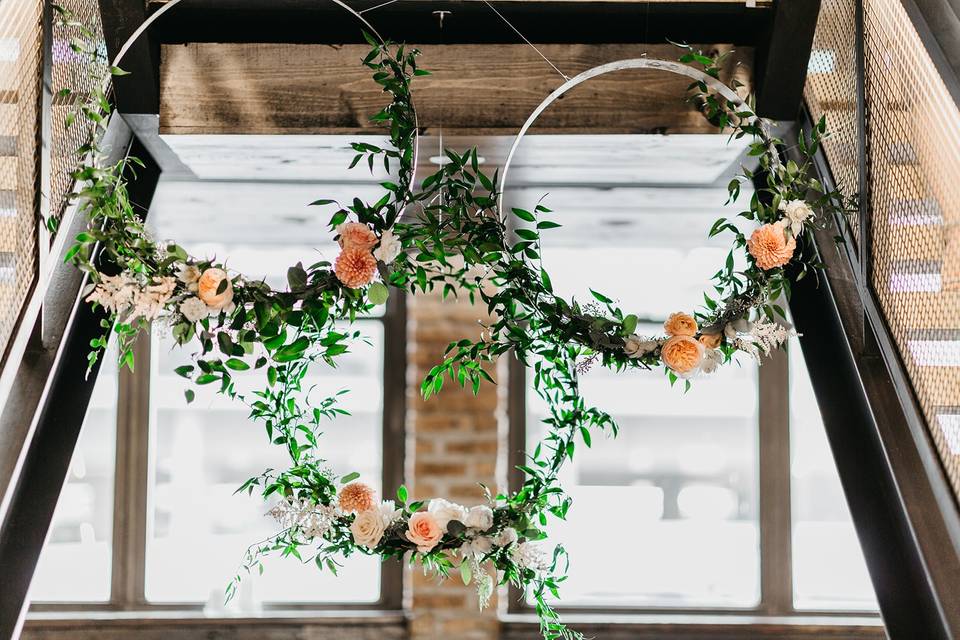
428 498 468 532
178 263 201 284
779 199 814 237
350 509 386 549
494 527 518 548
373 228 402 264
465 505 494 531
623 334 658 359
377 500 401 527
700 348 723 374
461 536 493 558
179 296 209 322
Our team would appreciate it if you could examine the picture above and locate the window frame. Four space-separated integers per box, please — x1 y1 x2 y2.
506 344 879 619
30 293 407 614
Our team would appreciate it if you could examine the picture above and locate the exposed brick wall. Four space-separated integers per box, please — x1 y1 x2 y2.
407 291 506 640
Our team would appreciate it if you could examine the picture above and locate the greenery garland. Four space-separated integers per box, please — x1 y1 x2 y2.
61 17 848 639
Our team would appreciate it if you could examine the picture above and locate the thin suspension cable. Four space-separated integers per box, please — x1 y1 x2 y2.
480 0 570 82
358 0 401 15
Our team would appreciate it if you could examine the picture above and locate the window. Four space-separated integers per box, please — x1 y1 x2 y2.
790 345 877 611
29 344 119 603
30 181 406 612
523 340 759 608
507 167 878 616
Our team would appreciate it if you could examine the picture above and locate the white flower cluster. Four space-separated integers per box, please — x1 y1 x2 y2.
268 498 339 540
725 317 796 363
510 541 550 572
86 272 176 323
777 199 814 238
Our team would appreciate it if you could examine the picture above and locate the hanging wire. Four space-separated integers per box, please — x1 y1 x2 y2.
358 0 402 15
479 0 570 82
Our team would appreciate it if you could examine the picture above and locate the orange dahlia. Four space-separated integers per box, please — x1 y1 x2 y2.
748 223 796 270
335 247 377 289
338 482 376 513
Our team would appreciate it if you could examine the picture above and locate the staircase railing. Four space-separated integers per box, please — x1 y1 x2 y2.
793 0 960 635
0 1 162 637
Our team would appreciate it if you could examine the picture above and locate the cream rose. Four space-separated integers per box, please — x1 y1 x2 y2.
351 509 386 549
428 498 468 532
406 512 443 552
664 312 698 337
197 268 234 310
177 264 201 293
465 505 494 531
373 228 402 264
179 296 209 323
494 527 518 548
623 334 658 359
462 536 493 558
700 348 723 374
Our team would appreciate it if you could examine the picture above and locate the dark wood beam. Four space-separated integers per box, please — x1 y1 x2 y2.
148 0 772 46
753 0 822 120
159 43 753 135
99 0 160 113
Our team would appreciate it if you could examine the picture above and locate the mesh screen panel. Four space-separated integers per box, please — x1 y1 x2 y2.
804 0 861 246
0 0 41 362
861 0 960 497
50 0 107 228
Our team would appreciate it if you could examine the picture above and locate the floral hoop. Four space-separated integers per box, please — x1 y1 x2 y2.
61 13 848 638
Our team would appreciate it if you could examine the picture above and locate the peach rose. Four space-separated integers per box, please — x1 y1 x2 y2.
748 223 797 270
337 222 378 251
664 312 698 337
196 268 234 310
661 335 704 376
334 247 377 289
406 512 443 553
699 333 723 349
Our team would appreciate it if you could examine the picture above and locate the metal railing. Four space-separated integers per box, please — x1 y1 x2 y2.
806 0 960 512
0 0 42 369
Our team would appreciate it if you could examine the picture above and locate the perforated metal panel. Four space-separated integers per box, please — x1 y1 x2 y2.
861 0 960 497
49 0 107 227
804 0 861 246
0 0 42 362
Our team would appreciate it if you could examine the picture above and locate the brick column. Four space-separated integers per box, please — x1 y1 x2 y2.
407 291 506 640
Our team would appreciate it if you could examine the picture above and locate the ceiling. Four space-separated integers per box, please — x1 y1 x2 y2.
149 133 755 317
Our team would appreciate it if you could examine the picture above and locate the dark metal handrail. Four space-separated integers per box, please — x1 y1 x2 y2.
788 112 960 639
0 117 160 640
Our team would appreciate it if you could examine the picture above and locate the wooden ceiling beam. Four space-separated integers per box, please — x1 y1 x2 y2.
159 43 753 136
147 0 772 46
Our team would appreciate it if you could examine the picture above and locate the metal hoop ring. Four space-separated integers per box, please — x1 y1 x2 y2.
111 0 421 197
497 58 776 211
